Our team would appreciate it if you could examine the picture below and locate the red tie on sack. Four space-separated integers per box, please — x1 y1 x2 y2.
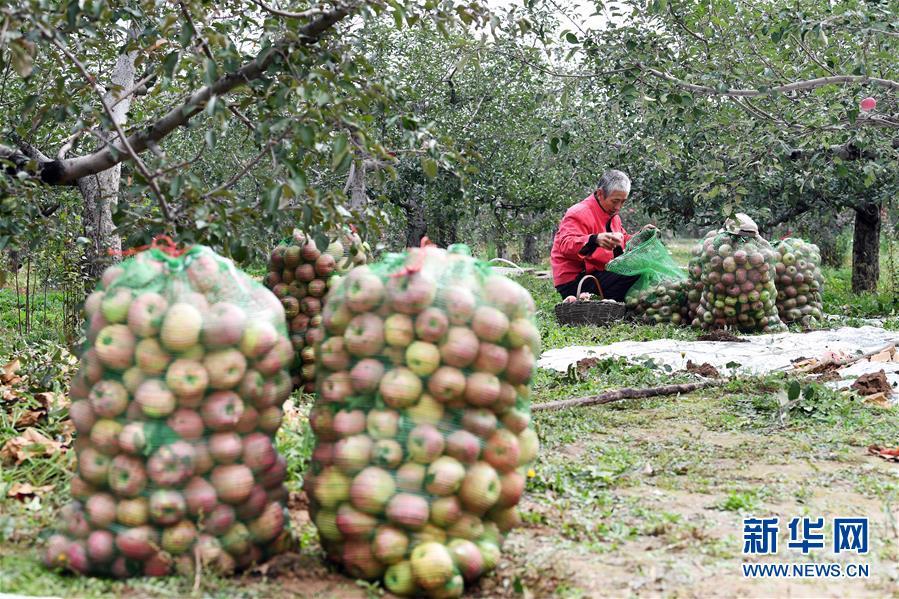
391 236 437 278
107 235 190 258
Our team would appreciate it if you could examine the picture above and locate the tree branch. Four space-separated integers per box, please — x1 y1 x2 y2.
249 0 326 20
7 1 361 186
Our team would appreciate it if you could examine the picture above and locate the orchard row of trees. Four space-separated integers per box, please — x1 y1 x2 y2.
0 0 896 296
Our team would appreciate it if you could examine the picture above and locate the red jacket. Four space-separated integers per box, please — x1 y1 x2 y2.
550 194 632 286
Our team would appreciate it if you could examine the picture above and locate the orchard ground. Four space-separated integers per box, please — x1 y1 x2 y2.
0 241 897 598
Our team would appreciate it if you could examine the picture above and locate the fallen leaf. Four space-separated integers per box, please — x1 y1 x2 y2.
34 391 68 410
0 385 19 402
851 370 892 396
863 392 891 407
1 359 21 384
0 428 64 465
12 409 44 429
7 482 55 501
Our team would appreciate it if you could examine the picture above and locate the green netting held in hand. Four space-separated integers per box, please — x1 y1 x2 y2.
306 243 540 598
606 228 687 299
43 244 294 578
264 227 370 395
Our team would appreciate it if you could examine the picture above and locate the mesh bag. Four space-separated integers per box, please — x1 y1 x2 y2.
772 238 824 326
44 244 293 578
607 229 689 324
306 243 540 598
264 228 369 394
694 215 787 333
687 230 717 325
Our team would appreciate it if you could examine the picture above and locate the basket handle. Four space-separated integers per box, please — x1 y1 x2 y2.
575 274 605 300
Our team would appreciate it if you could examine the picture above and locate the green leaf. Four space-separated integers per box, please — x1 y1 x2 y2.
331 134 349 170
566 32 579 44
204 59 219 86
296 125 315 147
787 381 801 401
421 157 438 179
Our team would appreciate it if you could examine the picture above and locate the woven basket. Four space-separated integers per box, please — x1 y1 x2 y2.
554 275 627 326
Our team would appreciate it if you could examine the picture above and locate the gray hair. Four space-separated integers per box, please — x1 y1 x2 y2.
597 169 631 196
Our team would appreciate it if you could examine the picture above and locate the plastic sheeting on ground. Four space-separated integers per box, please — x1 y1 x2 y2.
538 326 899 395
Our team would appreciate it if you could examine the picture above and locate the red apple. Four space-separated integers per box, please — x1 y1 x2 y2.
447 538 484 582
395 462 426 492
116 497 149 527
85 493 117 528
65 540 91 574
186 251 222 291
415 307 449 343
203 348 247 390
202 302 247 349
350 466 396 514
236 484 268 520
471 306 509 343
70 477 95 501
462 408 498 438
300 296 321 316
162 520 197 555
464 372 501 407
496 381 518 410
505 346 535 385
386 492 429 530
115 526 159 560
147 441 195 487
345 268 386 313
426 366 466 404
235 404 259 434
185 476 218 517
84 290 104 319
78 447 111 486
322 299 353 335
85 530 114 564
211 464 255 504
243 432 276 472
439 327 479 368
201 390 245 431
261 454 287 489
474 342 509 375
366 409 400 439
70 400 97 435
61 502 90 539
127 292 168 338
315 253 337 276
118 421 146 455
501 408 531 434
321 371 353 403
43 534 71 570
334 434 373 475
372 525 409 566
136 378 176 417
483 429 520 473
407 423 444 464
344 313 385 357
446 513 484 541
108 454 147 497
168 408 206 440
441 286 477 325
149 489 187 525
497 470 526 508
209 431 243 464
349 358 385 394
336 502 379 537
164 358 209 405
319 336 350 372
387 272 437 314
379 367 423 408
239 369 265 405
518 427 539 464
430 495 463 527
258 406 283 434
333 409 366 436
373 439 404 468
239 321 279 359
193 439 214 475
135 337 172 375
487 505 521 532
203 504 236 536
87 380 129 418
425 456 466 495
94 324 136 371
459 462 501 514
256 338 293 376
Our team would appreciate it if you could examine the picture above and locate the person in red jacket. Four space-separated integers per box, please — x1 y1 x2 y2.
550 169 653 301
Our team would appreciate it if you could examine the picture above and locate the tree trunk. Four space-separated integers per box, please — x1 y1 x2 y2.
852 202 881 293
79 48 138 280
344 159 368 211
495 239 507 260
522 233 539 264
404 195 427 248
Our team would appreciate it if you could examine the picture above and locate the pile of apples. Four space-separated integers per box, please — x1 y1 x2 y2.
265 228 368 394
772 238 824 326
305 244 540 598
693 230 786 333
561 292 593 303
625 279 691 325
44 247 293 578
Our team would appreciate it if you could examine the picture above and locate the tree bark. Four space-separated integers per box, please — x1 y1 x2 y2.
78 49 137 280
532 381 718 412
852 202 881 293
344 159 368 211
404 193 427 248
522 212 539 264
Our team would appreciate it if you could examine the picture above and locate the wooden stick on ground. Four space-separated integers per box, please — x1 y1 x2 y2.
532 381 719 413
791 342 897 374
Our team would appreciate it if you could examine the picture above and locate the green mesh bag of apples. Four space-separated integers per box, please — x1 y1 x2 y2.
44 243 294 578
605 229 690 325
772 238 824 326
306 243 540 598
264 227 369 394
693 215 787 333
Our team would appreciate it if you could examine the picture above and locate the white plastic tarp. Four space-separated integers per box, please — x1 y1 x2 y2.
538 326 899 393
